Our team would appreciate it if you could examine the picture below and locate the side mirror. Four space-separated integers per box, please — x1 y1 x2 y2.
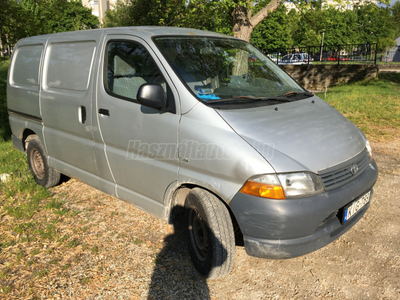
137 84 167 111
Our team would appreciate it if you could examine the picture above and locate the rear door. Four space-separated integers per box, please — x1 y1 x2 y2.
94 34 180 216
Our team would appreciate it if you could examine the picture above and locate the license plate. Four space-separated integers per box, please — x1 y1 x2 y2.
343 191 371 223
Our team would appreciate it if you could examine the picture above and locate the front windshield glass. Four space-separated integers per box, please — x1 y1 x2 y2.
154 36 305 105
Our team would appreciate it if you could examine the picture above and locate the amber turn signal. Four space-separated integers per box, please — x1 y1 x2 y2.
240 181 286 200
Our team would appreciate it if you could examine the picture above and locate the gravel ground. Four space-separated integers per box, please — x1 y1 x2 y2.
1 139 399 299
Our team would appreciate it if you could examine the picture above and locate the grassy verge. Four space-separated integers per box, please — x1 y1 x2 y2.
317 73 400 141
0 142 110 298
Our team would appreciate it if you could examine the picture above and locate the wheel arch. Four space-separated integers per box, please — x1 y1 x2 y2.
167 183 244 246
22 129 38 152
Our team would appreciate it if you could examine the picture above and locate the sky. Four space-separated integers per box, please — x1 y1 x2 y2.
378 0 397 7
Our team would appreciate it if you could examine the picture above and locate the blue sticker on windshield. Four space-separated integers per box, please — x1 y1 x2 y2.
197 94 221 100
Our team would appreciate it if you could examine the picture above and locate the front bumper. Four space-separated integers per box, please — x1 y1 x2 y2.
229 160 378 259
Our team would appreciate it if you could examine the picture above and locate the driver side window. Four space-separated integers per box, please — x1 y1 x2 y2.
105 41 167 101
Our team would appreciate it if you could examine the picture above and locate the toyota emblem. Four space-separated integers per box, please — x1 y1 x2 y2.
350 164 359 175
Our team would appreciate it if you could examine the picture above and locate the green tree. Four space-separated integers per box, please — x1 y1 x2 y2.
104 0 186 28
180 0 233 35
289 2 395 50
354 3 396 51
104 0 137 27
20 0 99 36
104 0 284 42
393 0 400 36
250 5 292 52
0 0 32 49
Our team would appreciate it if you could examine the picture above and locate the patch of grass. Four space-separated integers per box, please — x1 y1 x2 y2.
71 209 82 216
318 73 400 140
34 269 49 278
14 222 35 234
44 198 70 216
31 248 41 256
0 267 12 279
44 198 63 210
0 143 53 225
48 259 59 265
80 277 91 285
134 238 143 245
91 245 100 255
6 198 40 219
0 284 13 294
26 259 36 267
0 141 28 174
68 239 80 248
16 249 26 261
36 224 57 241
58 234 70 243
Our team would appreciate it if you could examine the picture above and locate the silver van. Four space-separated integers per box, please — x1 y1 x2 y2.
7 27 378 279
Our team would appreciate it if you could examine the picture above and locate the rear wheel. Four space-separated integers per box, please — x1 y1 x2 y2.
185 188 235 279
27 137 60 188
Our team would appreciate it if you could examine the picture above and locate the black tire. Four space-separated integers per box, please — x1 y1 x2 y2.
185 188 235 279
27 137 61 188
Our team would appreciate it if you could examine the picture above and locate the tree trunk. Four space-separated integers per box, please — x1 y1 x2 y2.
231 1 283 76
232 0 284 43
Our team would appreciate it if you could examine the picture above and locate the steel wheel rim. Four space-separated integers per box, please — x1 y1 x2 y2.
30 149 45 180
189 208 209 261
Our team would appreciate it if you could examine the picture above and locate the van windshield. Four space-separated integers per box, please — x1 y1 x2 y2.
154 36 307 107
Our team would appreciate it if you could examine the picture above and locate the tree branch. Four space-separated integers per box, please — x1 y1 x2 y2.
250 0 283 28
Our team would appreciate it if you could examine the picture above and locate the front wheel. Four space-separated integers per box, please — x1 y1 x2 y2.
185 188 235 279
27 137 61 188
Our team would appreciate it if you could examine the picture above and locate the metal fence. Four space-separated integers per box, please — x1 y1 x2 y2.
266 43 378 65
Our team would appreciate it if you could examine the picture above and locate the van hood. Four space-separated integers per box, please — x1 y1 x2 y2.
216 97 366 173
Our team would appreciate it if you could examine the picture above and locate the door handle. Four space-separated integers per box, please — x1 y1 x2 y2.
79 106 86 124
98 108 110 117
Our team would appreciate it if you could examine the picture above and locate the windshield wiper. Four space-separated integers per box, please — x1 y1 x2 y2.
282 91 314 98
206 95 293 104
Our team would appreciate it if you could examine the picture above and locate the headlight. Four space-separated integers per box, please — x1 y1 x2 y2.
240 172 324 200
277 173 323 198
366 139 372 162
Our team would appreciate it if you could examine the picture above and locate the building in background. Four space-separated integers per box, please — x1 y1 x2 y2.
386 36 400 62
285 0 377 11
81 0 118 24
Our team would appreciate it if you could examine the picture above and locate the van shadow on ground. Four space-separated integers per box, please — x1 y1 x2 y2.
147 207 210 300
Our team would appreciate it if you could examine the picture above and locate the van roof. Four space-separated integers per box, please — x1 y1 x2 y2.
16 27 234 45
110 26 229 38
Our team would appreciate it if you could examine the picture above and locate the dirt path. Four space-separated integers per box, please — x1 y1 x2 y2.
1 140 399 299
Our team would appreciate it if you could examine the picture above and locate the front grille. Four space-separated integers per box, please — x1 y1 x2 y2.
319 149 369 191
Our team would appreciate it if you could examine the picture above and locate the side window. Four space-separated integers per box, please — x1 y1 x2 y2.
44 41 96 91
105 41 167 101
11 44 43 87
